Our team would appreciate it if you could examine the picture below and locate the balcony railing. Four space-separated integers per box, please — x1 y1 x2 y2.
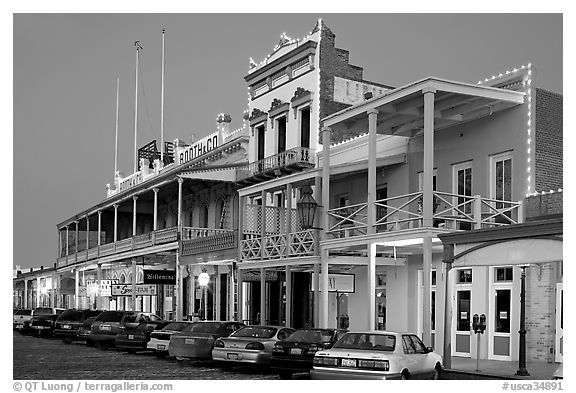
326 190 524 239
181 230 236 256
236 147 315 182
240 229 318 261
181 227 231 240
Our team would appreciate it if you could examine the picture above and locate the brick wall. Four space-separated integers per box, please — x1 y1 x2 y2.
524 263 558 362
535 88 563 192
524 191 563 221
318 23 365 144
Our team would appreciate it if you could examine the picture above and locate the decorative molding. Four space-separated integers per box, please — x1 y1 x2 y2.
268 99 290 123
248 108 268 127
291 87 313 118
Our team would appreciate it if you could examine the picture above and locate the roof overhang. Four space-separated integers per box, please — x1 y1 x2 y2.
323 77 525 137
180 167 238 182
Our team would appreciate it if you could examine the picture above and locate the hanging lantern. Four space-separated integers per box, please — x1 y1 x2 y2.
296 185 318 229
198 270 210 287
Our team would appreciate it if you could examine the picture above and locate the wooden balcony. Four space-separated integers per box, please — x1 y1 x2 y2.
240 229 319 261
55 226 235 268
236 147 315 184
326 190 524 239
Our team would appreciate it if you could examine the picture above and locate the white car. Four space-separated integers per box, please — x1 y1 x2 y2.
311 331 443 380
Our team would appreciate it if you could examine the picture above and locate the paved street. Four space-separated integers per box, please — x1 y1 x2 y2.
13 332 290 380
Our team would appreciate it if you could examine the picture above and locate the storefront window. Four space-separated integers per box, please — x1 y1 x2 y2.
495 267 513 282
495 289 511 333
457 269 472 283
457 290 471 331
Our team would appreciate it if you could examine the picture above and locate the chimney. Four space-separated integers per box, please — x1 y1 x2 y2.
217 113 232 136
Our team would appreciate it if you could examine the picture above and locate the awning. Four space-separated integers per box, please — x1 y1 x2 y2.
180 167 237 182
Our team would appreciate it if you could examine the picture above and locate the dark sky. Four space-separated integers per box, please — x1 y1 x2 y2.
13 13 562 269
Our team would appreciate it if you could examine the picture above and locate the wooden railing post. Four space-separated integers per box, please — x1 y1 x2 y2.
473 195 482 229
517 200 524 223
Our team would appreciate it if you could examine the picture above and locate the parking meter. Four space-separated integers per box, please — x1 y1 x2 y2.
478 314 486 334
472 314 480 333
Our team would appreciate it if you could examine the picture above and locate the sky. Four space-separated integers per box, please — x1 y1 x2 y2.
12 12 563 270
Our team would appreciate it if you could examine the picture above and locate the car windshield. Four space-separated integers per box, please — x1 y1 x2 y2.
162 322 190 331
333 333 396 352
34 308 53 315
57 310 83 321
135 323 158 331
285 329 334 343
81 317 96 327
183 322 224 334
94 311 123 322
15 310 32 315
231 326 277 339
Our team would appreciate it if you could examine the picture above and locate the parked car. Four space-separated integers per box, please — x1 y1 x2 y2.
54 309 103 343
212 325 295 367
115 321 168 353
29 307 65 337
88 311 163 349
147 321 197 357
13 309 33 333
552 363 563 380
169 321 245 361
76 317 98 345
311 331 443 380
270 328 345 379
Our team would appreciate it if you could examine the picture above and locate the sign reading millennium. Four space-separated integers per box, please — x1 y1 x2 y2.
143 269 176 285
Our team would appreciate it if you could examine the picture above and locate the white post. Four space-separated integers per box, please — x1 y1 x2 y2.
286 184 292 258
237 270 244 323
229 265 235 321
321 127 331 238
74 221 79 260
473 195 482 229
113 204 119 243
285 265 292 327
132 196 138 237
160 29 165 163
97 211 102 247
422 236 433 346
313 263 320 327
367 109 378 234
96 264 102 310
74 269 79 309
261 190 267 259
24 280 28 309
66 226 69 256
423 87 436 228
114 77 119 177
177 178 183 233
153 188 159 230
176 254 183 321
131 259 137 311
367 242 376 331
321 250 329 328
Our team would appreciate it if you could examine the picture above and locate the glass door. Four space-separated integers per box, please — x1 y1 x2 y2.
452 269 472 357
555 283 563 363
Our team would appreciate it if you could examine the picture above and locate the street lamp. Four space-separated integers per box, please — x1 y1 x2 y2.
198 270 210 320
516 264 530 376
296 185 318 230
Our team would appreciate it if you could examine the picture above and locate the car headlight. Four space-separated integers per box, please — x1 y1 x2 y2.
245 342 265 350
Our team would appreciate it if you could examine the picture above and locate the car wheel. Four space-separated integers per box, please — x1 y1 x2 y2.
401 370 410 380
432 365 442 380
278 371 293 380
95 341 107 350
63 338 73 344
155 352 167 358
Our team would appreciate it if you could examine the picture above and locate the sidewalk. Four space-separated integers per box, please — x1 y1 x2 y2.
446 356 560 380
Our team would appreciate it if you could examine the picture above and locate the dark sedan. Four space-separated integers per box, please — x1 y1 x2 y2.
271 328 345 379
76 317 98 345
115 321 168 353
54 309 103 343
169 321 245 360
30 308 65 337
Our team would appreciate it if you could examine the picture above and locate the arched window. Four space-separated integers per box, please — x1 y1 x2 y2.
186 209 194 227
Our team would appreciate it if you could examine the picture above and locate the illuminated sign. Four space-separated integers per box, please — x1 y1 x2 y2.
112 284 157 296
176 132 220 165
143 270 176 285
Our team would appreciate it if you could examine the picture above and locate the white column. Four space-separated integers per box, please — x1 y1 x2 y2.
113 204 119 243
86 215 90 251
423 87 436 228
177 178 183 233
285 265 292 327
320 250 329 328
286 184 292 258
313 263 320 327
229 265 235 321
97 211 102 246
422 236 433 346
66 226 69 256
237 270 244 323
132 195 138 236
24 280 28 309
261 190 267 259
367 242 376 331
367 109 378 234
74 269 79 309
153 188 159 230
96 264 102 310
131 259 137 311
260 268 266 324
74 221 79 261
36 277 41 307
50 274 57 307
175 251 182 320
321 127 331 238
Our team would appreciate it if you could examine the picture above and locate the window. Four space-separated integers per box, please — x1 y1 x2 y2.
277 116 286 154
492 153 512 202
495 267 513 282
199 204 209 228
457 269 473 283
453 162 473 214
256 125 266 161
495 289 511 333
300 107 310 148
215 199 225 229
457 290 471 332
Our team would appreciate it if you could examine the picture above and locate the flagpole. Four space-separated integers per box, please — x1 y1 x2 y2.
133 41 142 174
160 29 165 164
114 77 119 178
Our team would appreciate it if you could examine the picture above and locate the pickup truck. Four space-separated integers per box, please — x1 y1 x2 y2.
29 307 65 337
13 309 33 332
